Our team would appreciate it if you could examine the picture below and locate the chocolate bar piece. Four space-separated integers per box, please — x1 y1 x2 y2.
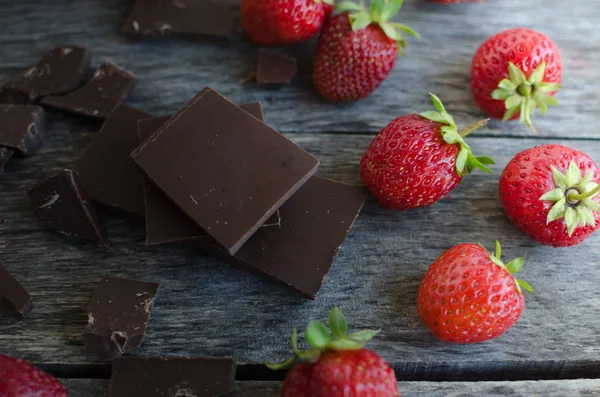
257 49 298 84
42 62 135 119
0 147 14 177
0 262 33 318
0 88 29 105
76 105 152 218
138 102 264 246
4 46 90 102
132 88 318 255
27 169 108 247
109 357 235 397
0 105 47 156
83 277 159 359
123 0 234 40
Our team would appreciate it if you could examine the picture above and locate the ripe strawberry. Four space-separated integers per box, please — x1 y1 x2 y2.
0 355 67 397
499 144 600 247
268 307 399 397
417 242 532 344
360 94 493 209
241 0 333 45
313 0 418 101
471 28 562 133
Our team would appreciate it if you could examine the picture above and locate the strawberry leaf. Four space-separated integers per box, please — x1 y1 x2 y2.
305 321 331 349
381 0 404 21
506 257 524 274
516 279 533 293
328 306 348 337
335 1 364 12
266 356 295 370
369 0 386 22
328 338 363 351
349 11 371 30
347 329 380 343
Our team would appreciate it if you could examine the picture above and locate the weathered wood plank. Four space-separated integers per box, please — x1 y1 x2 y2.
0 0 597 137
60 379 600 397
2 111 600 379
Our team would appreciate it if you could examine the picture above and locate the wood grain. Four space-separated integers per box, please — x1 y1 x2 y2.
0 0 596 137
61 379 600 397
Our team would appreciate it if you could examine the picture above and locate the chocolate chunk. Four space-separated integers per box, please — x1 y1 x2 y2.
27 169 108 247
76 105 152 218
0 262 33 318
0 104 47 156
0 88 29 105
109 357 235 397
4 46 90 102
42 62 135 119
83 277 159 359
123 0 234 40
257 49 298 84
138 102 264 246
0 147 14 177
132 88 318 255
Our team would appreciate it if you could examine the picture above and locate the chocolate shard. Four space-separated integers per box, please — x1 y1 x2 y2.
0 147 14 178
27 169 108 247
41 62 135 119
76 105 152 218
132 88 318 255
256 49 298 85
0 105 47 157
138 102 264 246
123 0 234 40
0 87 30 105
109 357 235 397
83 277 160 360
4 46 90 103
0 261 33 318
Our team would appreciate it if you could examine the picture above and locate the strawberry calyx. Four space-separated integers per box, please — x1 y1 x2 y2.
266 306 379 370
314 0 334 5
491 62 561 134
335 0 419 54
420 93 495 176
539 161 600 236
485 241 533 295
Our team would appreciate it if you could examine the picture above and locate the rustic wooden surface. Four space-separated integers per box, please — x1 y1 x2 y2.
1 0 600 394
60 379 600 397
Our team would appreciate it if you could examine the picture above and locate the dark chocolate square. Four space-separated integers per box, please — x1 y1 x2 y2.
0 104 47 156
27 169 108 247
257 49 298 84
131 88 318 255
0 262 33 318
83 277 160 359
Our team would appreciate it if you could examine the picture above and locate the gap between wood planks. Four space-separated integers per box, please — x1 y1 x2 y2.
279 131 600 141
38 361 600 381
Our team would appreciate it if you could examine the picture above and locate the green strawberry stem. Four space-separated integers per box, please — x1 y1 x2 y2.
486 241 533 294
491 61 561 134
335 0 419 54
266 306 379 370
420 93 495 176
540 162 600 236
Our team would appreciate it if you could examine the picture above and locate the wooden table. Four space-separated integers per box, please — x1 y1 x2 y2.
1 0 599 395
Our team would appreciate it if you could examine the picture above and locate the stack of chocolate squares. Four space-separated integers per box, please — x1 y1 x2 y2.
29 88 366 299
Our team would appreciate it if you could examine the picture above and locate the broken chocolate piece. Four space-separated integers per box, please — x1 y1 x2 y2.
257 49 298 85
0 87 29 105
137 102 264 246
132 88 318 255
0 262 33 318
4 46 90 102
41 62 135 119
0 147 14 177
27 169 108 247
109 357 235 397
83 277 159 360
76 105 152 218
123 0 234 40
0 105 47 156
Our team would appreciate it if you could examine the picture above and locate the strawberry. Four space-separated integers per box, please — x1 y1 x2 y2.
360 93 494 209
268 307 399 397
313 0 418 101
470 28 562 133
0 355 67 397
499 144 600 247
241 0 333 45
417 242 532 344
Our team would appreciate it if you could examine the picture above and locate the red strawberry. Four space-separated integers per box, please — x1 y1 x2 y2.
241 0 333 45
313 0 418 101
269 307 399 396
0 355 67 397
499 144 600 247
471 28 562 133
417 242 531 344
360 94 493 209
